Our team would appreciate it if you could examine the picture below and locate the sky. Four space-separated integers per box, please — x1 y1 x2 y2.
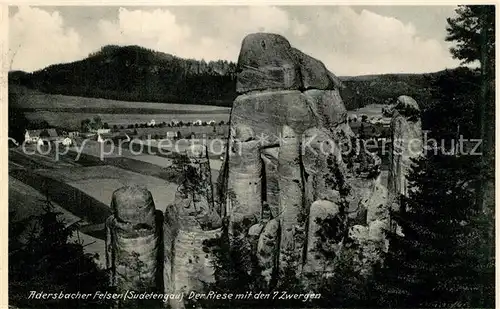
8 5 463 76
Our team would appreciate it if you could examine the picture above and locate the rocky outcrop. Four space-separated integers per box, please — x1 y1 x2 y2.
365 175 389 225
225 125 263 227
388 95 423 200
218 33 386 280
105 185 162 308
303 200 341 274
257 219 280 285
100 33 425 304
163 145 222 309
261 148 280 217
277 125 305 271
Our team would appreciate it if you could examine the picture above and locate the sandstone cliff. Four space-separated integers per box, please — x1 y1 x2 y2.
104 33 425 308
218 33 389 279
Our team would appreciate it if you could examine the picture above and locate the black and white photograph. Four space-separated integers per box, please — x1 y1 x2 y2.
6 4 495 309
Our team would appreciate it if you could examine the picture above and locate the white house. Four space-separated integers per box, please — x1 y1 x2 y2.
147 119 156 127
54 137 73 146
193 120 203 126
25 130 40 143
166 131 178 139
61 137 72 146
98 128 111 134
207 120 216 125
90 128 111 134
25 129 58 143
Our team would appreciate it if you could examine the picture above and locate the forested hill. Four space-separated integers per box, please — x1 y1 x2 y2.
10 45 238 107
9 44 463 109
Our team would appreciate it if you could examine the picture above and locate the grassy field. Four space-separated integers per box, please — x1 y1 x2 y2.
11 85 231 130
25 111 230 130
9 176 105 266
348 104 387 118
9 176 82 225
9 147 82 169
37 165 215 212
11 86 230 112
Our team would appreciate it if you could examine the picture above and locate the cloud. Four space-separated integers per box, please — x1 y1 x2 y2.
97 8 192 52
9 6 85 72
9 6 460 75
95 6 302 62
290 7 460 75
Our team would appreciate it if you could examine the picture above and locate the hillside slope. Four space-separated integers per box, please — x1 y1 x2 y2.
11 45 238 107
9 44 462 110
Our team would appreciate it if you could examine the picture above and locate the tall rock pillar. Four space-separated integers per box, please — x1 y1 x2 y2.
388 95 423 201
105 185 162 308
163 145 222 309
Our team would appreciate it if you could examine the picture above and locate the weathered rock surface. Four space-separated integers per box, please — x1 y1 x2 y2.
163 145 222 309
167 227 222 309
97 32 427 304
218 32 388 279
261 147 280 217
231 90 317 139
304 200 341 274
294 48 335 90
105 185 162 308
277 125 305 271
388 95 423 200
257 219 280 285
365 175 389 224
226 125 262 226
237 33 302 93
304 89 348 129
302 128 346 205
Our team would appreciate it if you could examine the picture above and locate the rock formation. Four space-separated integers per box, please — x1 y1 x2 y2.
163 145 222 309
303 200 341 274
218 32 388 279
388 95 423 200
105 185 162 308
101 33 426 307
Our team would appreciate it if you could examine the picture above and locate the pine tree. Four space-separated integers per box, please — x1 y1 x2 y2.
9 195 112 308
446 5 495 215
371 153 494 308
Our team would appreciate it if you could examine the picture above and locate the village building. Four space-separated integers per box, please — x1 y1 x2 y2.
166 131 178 139
24 129 58 144
147 119 156 127
55 137 73 146
90 128 111 135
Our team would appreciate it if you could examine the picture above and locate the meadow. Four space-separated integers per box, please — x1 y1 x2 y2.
11 86 230 112
25 111 230 130
9 176 105 266
11 86 231 130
